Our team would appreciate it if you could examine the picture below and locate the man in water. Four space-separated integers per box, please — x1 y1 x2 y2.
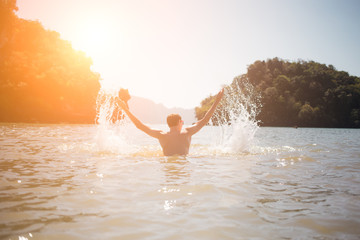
117 89 224 156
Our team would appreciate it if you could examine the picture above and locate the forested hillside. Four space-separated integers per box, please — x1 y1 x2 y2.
196 58 360 128
0 0 100 123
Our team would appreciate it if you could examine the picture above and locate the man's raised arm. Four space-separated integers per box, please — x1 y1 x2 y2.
117 98 163 139
186 88 224 136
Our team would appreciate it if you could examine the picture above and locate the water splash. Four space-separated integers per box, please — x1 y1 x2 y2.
94 88 136 154
210 78 261 154
94 78 261 156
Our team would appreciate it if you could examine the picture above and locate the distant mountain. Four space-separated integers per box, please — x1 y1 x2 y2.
128 96 197 124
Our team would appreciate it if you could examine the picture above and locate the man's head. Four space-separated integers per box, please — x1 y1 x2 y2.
167 114 183 128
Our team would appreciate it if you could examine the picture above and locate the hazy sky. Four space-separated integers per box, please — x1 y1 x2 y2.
17 0 360 108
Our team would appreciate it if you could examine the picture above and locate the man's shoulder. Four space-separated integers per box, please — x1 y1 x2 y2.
156 130 169 137
183 127 195 136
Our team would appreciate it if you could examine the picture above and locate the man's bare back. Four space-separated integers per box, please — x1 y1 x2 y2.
158 131 191 156
117 89 224 156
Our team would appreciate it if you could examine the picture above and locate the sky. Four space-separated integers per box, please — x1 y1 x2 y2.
16 0 360 109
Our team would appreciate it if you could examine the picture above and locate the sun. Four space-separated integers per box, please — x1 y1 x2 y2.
71 18 114 61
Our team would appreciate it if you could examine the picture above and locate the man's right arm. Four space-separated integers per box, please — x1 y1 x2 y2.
117 99 163 139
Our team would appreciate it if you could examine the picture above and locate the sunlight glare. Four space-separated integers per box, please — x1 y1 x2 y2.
71 18 114 62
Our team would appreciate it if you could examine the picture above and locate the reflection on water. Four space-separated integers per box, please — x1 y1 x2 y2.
0 124 360 239
162 156 190 185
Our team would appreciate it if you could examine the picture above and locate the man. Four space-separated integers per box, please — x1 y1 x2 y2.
117 89 224 156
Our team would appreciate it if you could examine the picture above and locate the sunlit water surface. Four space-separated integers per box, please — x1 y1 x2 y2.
1 124 360 240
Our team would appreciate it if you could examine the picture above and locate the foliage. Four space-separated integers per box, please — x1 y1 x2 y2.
196 57 360 128
195 95 216 121
0 0 100 123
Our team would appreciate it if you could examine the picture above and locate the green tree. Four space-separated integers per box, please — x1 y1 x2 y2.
0 0 100 123
195 58 360 128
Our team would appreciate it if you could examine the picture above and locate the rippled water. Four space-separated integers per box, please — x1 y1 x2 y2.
1 123 360 239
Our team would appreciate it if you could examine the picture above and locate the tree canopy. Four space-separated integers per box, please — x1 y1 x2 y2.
0 0 100 123
196 58 360 128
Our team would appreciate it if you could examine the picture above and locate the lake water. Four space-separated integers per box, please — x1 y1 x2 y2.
1 123 360 240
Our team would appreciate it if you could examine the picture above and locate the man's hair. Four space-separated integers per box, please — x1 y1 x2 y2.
167 114 181 127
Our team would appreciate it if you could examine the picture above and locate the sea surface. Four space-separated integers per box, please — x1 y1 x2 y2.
1 123 360 240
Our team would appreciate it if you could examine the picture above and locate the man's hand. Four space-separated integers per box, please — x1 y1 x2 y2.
118 88 131 102
213 88 224 105
117 88 130 110
216 88 224 102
